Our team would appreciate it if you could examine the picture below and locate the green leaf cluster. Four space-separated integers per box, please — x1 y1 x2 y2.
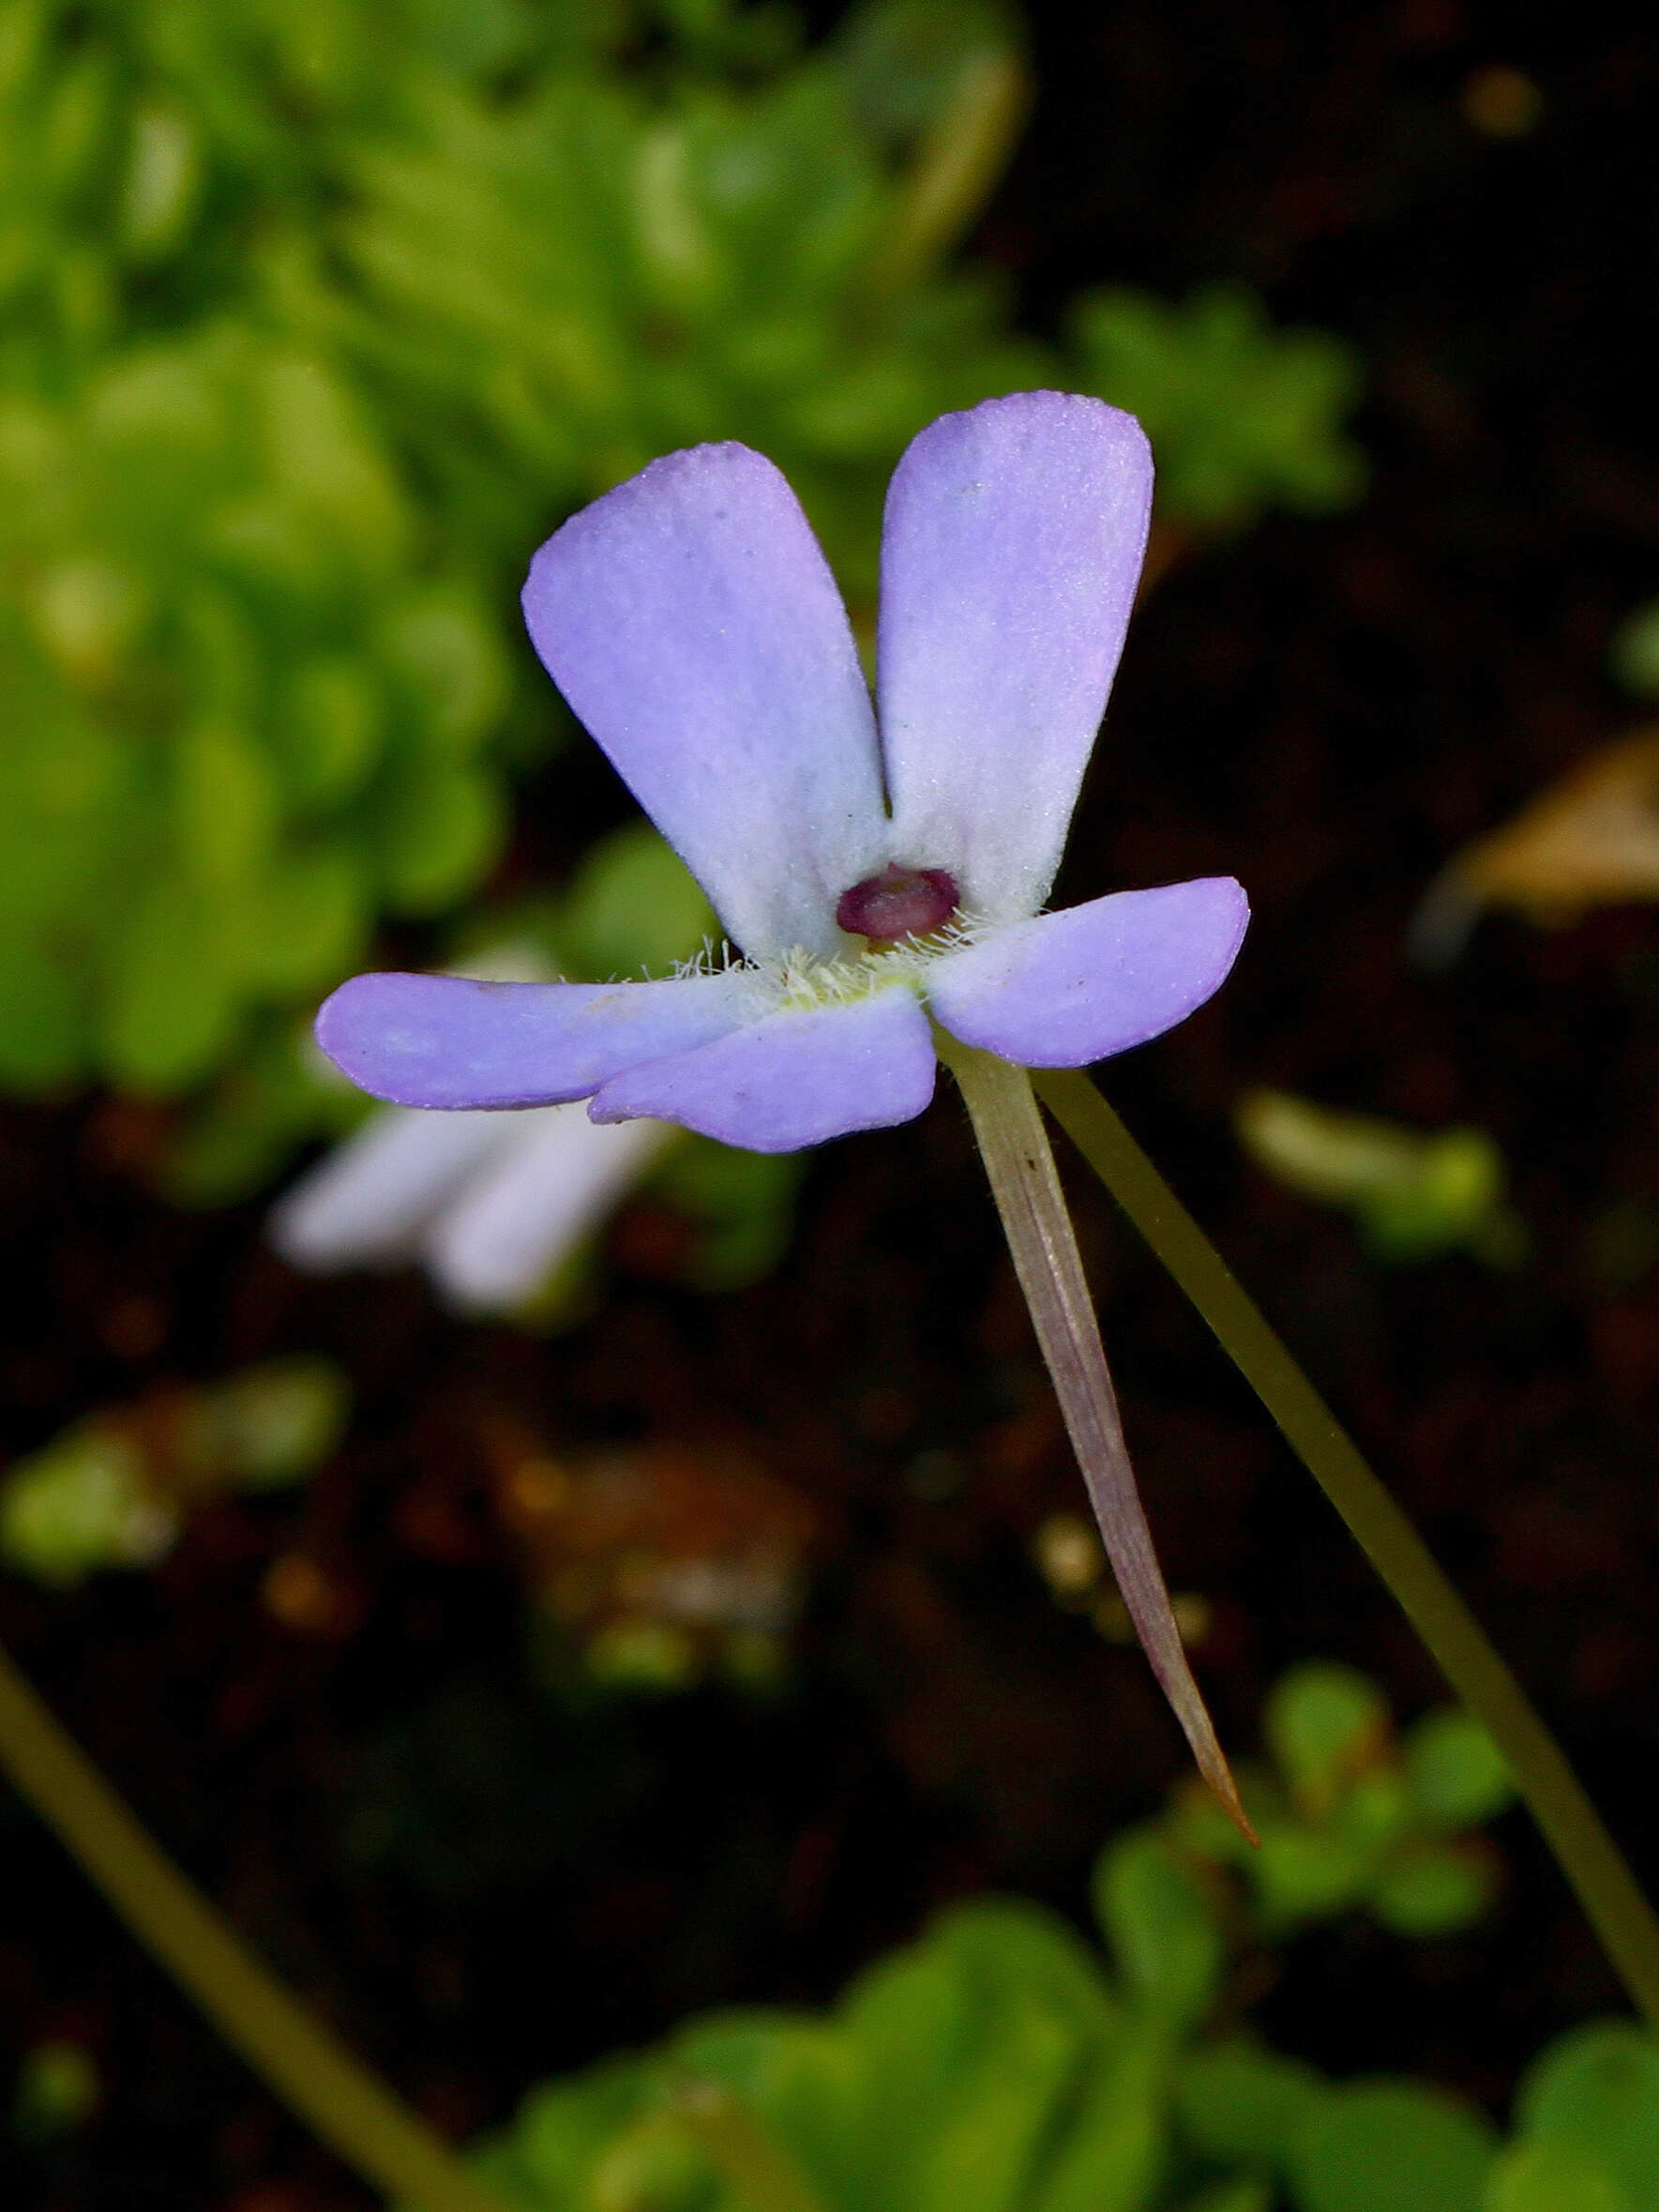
0 324 506 1090
317 9 1048 609
1070 286 1365 534
450 1667 1647 2212
0 0 1363 1116
1235 1090 1528 1268
0 0 583 1091
1497 2026 1659 2212
1169 1661 1516 1941
0 1353 349 1584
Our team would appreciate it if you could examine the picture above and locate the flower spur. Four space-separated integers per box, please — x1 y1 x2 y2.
317 390 1252 1822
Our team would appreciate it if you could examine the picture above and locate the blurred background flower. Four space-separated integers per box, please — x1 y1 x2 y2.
271 1091 677 1315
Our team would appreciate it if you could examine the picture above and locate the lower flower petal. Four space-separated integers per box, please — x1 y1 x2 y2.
590 987 937 1152
927 879 1248 1067
314 970 761 1110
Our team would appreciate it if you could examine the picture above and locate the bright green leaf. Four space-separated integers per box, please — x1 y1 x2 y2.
1029 2022 1169 2212
182 1356 352 1491
1485 2138 1629 2212
119 101 203 260
669 2012 863 2209
513 2053 661 2201
914 2002 1084 2212
1174 2041 1323 2168
173 718 277 885
372 758 503 914
1251 1824 1376 1926
1515 2024 1659 2212
102 875 242 1090
840 1901 1117 2212
1289 2082 1498 2212
377 583 508 755
279 656 387 806
1368 1842 1495 1939
1093 1826 1221 2026
1264 1661 1390 1817
558 821 716 979
588 2118 720 2212
235 843 370 993
0 932 93 1088
0 1425 173 1586
1403 1710 1515 1834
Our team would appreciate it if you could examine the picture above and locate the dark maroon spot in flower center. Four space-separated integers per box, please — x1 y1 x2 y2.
835 864 960 944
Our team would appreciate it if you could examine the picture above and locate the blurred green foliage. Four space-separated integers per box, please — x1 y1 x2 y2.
1235 1090 1527 1268
0 1353 349 1583
1169 1661 1516 1943
413 1661 1640 2212
1070 287 1365 532
1611 601 1659 699
9 2038 99 2146
1 0 1363 1144
644 1131 804 1293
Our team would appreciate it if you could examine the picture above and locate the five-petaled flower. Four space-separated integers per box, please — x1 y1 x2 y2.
316 391 1248 1150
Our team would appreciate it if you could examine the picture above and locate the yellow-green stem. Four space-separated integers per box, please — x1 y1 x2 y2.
670 2081 829 2212
940 1037 1249 1834
0 1641 508 2212
863 47 1032 300
1034 1066 1659 2028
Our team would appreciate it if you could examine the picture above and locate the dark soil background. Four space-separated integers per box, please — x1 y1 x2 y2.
8 3 1659 2204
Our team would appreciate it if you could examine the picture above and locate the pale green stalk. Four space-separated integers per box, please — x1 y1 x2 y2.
864 47 1032 300
0 1640 509 2212
671 2082 829 2212
0 1636 851 2212
1033 1066 1659 2029
938 1035 1249 1835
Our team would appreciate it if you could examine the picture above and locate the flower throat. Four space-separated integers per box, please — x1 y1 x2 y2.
835 863 960 945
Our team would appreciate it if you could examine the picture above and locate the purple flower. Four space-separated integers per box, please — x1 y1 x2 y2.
316 393 1246 1151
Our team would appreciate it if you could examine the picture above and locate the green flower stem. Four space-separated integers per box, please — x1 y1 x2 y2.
0 1641 507 2212
671 2081 829 2212
1033 1066 1659 2028
939 1036 1249 1834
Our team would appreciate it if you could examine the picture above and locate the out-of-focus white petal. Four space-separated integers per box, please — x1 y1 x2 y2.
424 1108 674 1313
268 1109 515 1270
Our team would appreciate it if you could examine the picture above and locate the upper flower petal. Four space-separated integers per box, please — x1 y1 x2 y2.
590 986 937 1152
926 878 1249 1066
522 443 888 962
423 1107 673 1312
876 392 1154 920
315 970 760 1109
